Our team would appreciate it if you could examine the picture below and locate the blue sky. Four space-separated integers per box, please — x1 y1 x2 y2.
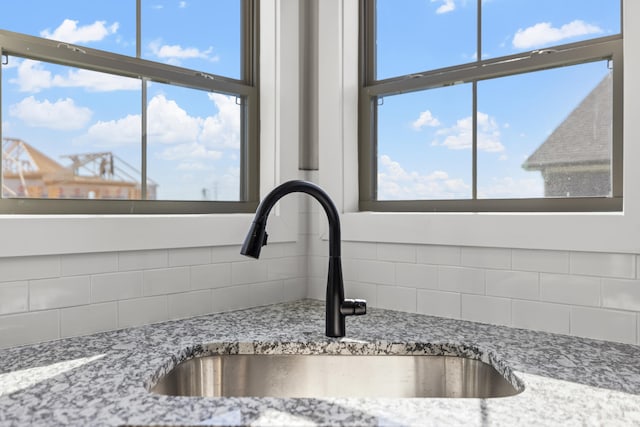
0 1 621 202
1 1 242 201
375 0 620 200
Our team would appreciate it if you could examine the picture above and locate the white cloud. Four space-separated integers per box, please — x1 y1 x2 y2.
10 60 53 93
10 59 139 93
432 112 505 153
148 39 219 64
377 154 471 200
40 19 119 44
158 142 223 162
377 154 544 200
75 93 239 166
512 20 603 50
201 93 241 149
147 94 202 144
80 114 141 146
179 1 187 8
9 96 92 130
56 69 139 92
432 0 456 14
412 110 441 130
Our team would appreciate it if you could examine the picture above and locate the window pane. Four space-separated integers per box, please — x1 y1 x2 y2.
477 61 612 199
2 57 142 200
483 0 620 58
0 1 134 56
376 84 472 200
141 0 241 79
146 83 241 201
376 0 476 80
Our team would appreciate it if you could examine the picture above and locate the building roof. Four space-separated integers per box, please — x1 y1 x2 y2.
522 73 612 171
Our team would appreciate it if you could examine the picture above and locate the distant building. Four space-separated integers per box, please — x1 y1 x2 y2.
522 73 612 197
1 138 157 200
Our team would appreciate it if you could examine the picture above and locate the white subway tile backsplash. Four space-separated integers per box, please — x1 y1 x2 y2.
461 294 511 327
511 300 570 335
571 307 637 344
417 290 460 319
461 247 511 270
601 278 640 312
190 263 232 290
342 241 378 260
231 260 269 285
570 252 635 279
0 281 28 315
377 243 416 263
210 246 246 263
416 245 461 266
168 290 213 320
438 266 485 295
341 258 358 282
308 256 328 279
168 247 212 267
357 260 395 285
511 249 569 274
306 277 326 301
61 253 118 277
0 310 59 349
308 237 329 257
396 263 438 289
486 270 539 300
0 255 60 282
212 285 251 312
61 302 118 338
30 276 91 310
345 281 378 308
540 274 600 307
260 243 286 260
268 257 302 280
377 285 416 313
5 212 640 351
143 267 190 296
118 296 168 329
460 294 511 326
91 271 143 303
283 278 307 302
118 250 168 271
249 281 284 307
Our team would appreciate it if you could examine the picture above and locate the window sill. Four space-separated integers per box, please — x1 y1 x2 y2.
341 210 634 253
0 212 297 258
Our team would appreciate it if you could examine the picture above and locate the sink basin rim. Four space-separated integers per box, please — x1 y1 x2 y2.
150 350 523 399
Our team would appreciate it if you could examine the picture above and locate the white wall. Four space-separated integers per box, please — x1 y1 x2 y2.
2 0 639 349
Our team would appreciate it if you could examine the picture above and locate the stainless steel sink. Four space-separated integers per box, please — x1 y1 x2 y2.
150 354 521 398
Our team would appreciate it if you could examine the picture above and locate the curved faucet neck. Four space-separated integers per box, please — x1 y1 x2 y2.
254 180 341 257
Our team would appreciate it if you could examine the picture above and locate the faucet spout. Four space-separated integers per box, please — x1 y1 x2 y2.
240 180 366 337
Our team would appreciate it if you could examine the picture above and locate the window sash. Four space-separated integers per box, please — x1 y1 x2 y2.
359 1 623 212
0 0 259 214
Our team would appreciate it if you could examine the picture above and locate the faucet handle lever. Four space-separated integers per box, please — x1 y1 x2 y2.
340 299 367 316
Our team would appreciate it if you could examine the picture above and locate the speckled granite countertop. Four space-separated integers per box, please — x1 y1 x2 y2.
1 299 639 426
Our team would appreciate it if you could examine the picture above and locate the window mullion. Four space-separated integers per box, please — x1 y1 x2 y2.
472 81 478 201
141 78 148 201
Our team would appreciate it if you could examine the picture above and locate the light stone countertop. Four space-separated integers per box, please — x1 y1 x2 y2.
1 299 639 426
